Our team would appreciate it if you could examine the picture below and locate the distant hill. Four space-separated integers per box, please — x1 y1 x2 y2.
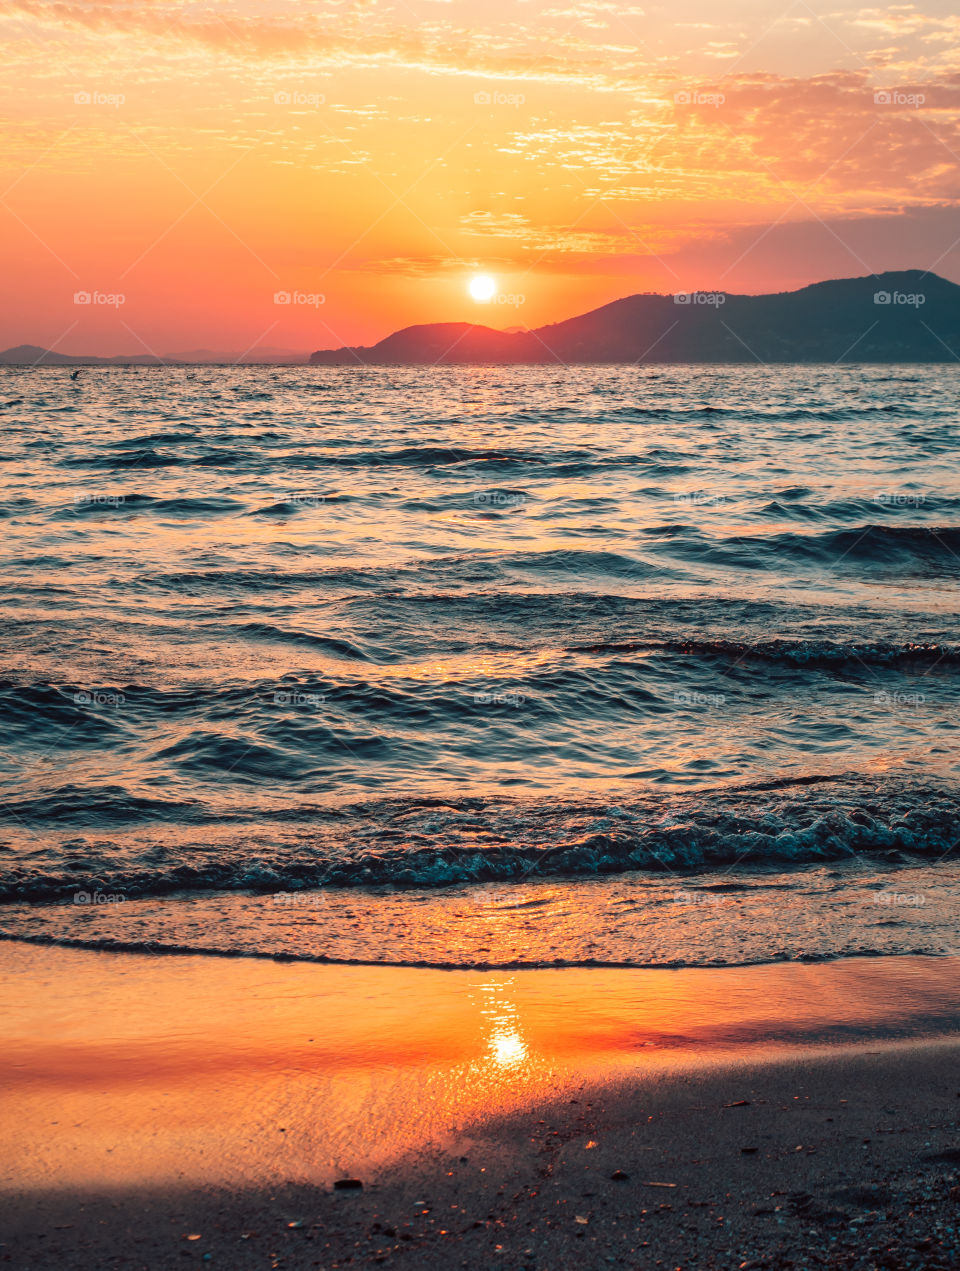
0 345 172 367
310 271 960 365
162 347 307 364
0 345 306 366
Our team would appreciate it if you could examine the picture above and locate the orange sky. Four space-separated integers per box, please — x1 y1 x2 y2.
3 0 960 355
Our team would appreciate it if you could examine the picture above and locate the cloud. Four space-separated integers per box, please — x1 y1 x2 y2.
0 0 646 87
682 70 960 205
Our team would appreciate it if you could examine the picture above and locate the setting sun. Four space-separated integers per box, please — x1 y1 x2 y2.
469 275 497 303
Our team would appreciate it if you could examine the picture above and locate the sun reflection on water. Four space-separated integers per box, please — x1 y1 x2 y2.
491 1027 528 1067
476 978 530 1070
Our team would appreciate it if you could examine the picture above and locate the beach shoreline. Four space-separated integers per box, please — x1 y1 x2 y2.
3 942 960 1268
5 1038 960 1270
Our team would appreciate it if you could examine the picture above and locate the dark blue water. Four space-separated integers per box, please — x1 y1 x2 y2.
0 363 957 965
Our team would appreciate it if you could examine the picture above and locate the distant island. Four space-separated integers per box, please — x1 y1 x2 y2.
0 345 306 367
310 270 960 365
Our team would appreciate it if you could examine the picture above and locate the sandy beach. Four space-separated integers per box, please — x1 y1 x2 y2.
3 942 960 1269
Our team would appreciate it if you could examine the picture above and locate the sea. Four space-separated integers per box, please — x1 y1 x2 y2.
1 363 958 969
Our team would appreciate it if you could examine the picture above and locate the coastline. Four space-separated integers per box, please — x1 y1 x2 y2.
6 1043 960 1269
3 943 960 1268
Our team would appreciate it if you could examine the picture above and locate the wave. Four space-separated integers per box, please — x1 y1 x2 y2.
566 637 960 667
753 496 960 523
495 547 678 579
139 549 689 592
605 403 915 421
140 565 388 593
59 494 245 518
649 524 960 573
0 929 932 971
62 448 184 469
105 431 199 446
0 620 955 758
53 443 702 478
1 774 956 902
826 524 960 554
274 445 692 477
230 623 372 659
0 786 211 826
245 494 357 516
128 526 960 596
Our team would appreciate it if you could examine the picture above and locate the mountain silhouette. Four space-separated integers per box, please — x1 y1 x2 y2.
0 346 306 366
310 271 959 365
0 345 170 366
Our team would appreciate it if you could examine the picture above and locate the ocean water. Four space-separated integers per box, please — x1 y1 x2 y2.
1 363 958 967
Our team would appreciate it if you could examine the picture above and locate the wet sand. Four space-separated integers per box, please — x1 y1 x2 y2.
2 943 960 1268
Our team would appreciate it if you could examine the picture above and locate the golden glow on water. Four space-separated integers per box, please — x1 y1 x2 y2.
491 1030 528 1067
478 979 530 1070
3 365 955 819
2 945 960 1192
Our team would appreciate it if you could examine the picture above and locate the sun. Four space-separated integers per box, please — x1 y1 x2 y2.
468 274 496 302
